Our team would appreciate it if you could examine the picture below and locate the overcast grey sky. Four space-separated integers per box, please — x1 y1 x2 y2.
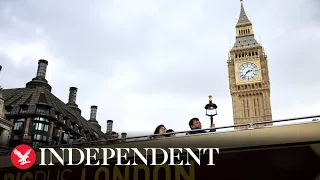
0 0 319 136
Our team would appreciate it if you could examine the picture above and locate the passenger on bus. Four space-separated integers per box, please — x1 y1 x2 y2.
111 131 119 139
166 129 175 137
188 118 216 135
152 124 167 139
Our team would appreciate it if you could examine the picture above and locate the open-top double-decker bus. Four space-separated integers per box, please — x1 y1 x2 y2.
0 115 320 180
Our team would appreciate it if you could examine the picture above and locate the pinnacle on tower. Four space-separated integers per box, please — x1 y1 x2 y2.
231 0 259 50
236 0 252 27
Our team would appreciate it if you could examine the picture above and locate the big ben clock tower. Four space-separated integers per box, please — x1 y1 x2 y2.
228 0 272 129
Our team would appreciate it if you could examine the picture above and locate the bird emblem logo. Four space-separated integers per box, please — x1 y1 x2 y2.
11 144 36 169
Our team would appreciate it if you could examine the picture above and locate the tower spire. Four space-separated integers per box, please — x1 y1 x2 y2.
236 0 251 27
231 0 260 51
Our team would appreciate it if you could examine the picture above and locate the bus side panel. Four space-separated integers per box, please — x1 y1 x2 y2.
1 144 319 180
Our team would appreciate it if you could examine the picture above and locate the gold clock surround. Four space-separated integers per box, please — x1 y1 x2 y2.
234 60 262 85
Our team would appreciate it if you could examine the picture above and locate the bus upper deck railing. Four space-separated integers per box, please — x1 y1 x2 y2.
0 114 319 156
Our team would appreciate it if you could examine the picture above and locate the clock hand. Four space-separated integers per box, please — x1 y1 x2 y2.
244 69 252 76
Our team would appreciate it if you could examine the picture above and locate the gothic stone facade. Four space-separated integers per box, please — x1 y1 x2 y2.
228 1 272 129
2 60 107 148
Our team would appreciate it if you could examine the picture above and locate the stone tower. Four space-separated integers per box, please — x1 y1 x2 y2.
228 0 272 129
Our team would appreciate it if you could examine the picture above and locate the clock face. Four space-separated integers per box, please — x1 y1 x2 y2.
237 62 259 81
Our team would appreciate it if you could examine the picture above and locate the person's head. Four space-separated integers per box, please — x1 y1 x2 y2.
154 124 167 134
166 129 175 137
111 131 119 139
189 118 202 129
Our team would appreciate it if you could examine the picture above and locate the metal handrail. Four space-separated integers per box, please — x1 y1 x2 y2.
0 114 319 155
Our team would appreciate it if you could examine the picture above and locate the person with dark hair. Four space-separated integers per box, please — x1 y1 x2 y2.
108 131 121 143
111 131 119 139
166 129 175 137
188 117 216 135
153 124 167 139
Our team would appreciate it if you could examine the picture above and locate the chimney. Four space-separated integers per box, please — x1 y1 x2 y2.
121 133 127 139
26 59 52 91
36 59 48 78
67 87 81 114
88 105 101 131
106 120 113 134
68 87 77 104
90 105 98 120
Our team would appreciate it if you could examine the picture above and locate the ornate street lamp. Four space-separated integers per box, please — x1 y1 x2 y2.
205 95 218 126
